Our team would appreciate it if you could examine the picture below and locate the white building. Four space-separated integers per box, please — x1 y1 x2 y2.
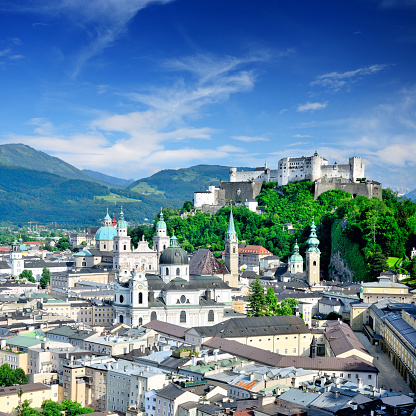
229 153 365 187
113 214 235 327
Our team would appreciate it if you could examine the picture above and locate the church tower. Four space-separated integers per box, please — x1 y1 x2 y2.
113 208 132 277
224 209 239 288
153 209 170 265
289 241 303 274
305 219 321 286
10 240 24 276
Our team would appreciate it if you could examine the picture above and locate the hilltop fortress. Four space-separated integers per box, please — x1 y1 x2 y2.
194 152 382 212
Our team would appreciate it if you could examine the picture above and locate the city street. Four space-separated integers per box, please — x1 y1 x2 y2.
355 331 412 394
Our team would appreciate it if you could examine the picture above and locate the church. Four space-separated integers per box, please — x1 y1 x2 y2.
112 212 236 327
279 220 321 287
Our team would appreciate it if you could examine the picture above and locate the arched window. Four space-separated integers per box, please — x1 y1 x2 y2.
180 311 186 323
123 245 127 251
139 317 143 326
115 245 118 250
313 261 316 266
139 292 143 304
208 310 214 322
151 311 157 321
166 267 169 275
120 295 124 303
119 315 124 324
103 244 106 250
163 244 166 250
176 267 180 276
233 247 236 253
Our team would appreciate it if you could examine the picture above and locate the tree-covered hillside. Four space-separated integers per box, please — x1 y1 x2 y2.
129 181 416 281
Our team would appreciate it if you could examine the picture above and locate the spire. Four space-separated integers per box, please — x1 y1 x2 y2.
117 207 127 229
306 219 320 253
227 209 236 235
104 207 111 220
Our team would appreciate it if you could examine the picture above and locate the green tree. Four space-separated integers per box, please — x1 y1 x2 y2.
61 400 93 416
247 277 266 317
40 400 62 416
326 312 342 320
39 267 51 289
56 237 70 251
16 399 39 416
369 251 389 280
81 241 87 246
0 363 28 386
19 270 35 283
265 287 279 315
280 298 299 315
182 200 193 212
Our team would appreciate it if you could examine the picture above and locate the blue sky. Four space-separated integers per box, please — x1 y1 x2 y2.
1 0 416 189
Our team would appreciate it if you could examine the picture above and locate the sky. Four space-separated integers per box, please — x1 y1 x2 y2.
1 0 416 190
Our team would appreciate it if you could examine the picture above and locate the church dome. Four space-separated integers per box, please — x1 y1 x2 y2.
156 210 167 230
289 242 303 263
159 246 189 265
95 226 117 241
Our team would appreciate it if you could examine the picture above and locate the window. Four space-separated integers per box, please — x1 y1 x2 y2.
180 311 186 323
139 292 143 304
284 349 288 354
176 267 180 276
151 311 157 321
120 295 124 303
208 310 214 322
166 267 169 275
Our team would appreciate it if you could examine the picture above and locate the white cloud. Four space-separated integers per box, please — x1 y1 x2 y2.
292 134 311 138
311 64 389 91
297 102 328 112
4 0 174 78
232 135 269 142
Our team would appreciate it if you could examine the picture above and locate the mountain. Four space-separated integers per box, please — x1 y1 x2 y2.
83 169 135 188
406 188 416 201
127 164 250 202
0 143 95 182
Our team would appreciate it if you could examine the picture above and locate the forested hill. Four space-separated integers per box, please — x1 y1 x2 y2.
129 181 416 282
127 165 251 201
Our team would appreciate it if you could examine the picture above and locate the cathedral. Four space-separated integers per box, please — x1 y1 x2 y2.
113 211 235 327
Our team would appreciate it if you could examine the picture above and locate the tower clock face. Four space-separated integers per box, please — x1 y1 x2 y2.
138 285 143 290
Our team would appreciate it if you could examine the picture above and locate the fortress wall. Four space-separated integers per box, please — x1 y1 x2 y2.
314 182 382 200
233 170 265 182
194 191 215 208
321 164 351 180
220 181 263 203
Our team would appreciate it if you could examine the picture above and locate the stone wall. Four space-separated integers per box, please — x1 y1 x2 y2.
315 181 382 200
330 251 355 282
220 181 263 204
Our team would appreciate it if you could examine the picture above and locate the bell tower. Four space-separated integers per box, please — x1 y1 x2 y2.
305 219 321 286
224 209 239 287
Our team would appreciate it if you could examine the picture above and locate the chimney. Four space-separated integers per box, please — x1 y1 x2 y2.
334 391 340 399
357 378 363 389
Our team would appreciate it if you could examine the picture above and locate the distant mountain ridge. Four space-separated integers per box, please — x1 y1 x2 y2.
83 169 134 188
0 143 94 182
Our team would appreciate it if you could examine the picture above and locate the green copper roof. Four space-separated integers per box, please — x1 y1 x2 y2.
170 234 178 247
117 208 127 229
156 209 167 230
306 220 320 253
95 226 117 241
227 210 236 234
104 209 111 220
290 241 303 263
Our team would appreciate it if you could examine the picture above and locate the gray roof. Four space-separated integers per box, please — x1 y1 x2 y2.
160 246 189 266
278 388 320 406
143 320 187 339
189 249 229 275
324 321 370 357
385 314 416 350
190 315 310 338
157 383 187 400
203 337 378 373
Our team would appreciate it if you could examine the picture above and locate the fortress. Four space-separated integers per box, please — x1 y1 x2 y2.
194 152 382 211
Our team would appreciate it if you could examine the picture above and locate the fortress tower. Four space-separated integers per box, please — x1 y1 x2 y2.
305 220 321 286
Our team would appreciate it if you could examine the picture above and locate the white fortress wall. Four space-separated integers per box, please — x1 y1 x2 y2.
194 191 215 208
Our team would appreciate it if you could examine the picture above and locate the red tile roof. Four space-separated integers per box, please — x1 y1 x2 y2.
238 245 272 255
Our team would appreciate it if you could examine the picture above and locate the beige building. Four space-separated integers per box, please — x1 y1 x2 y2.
360 277 411 303
93 304 115 326
50 270 115 294
350 302 371 331
384 310 416 392
0 383 59 414
185 316 313 356
0 347 28 373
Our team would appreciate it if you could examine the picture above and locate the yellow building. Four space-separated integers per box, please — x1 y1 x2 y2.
384 310 416 392
350 302 371 331
185 316 313 356
0 347 28 373
0 383 59 415
360 277 411 303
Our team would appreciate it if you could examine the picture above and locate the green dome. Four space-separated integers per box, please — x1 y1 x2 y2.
95 226 117 241
117 208 127 229
306 220 321 253
156 210 167 230
290 242 303 263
